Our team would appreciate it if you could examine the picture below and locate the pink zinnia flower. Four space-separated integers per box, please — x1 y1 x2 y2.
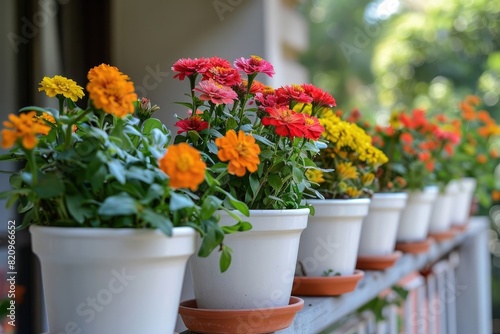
262 106 305 139
301 84 336 108
194 79 238 105
255 92 287 110
301 114 324 140
203 66 242 86
172 58 208 81
175 115 209 134
234 55 275 77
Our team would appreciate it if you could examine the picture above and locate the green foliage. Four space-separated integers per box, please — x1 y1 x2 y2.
0 77 250 273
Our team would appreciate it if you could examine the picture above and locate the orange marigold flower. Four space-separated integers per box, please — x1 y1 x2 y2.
490 149 499 159
87 64 138 118
159 143 206 191
215 130 260 177
477 110 493 124
460 102 476 121
477 154 487 164
34 112 56 135
464 95 481 106
492 190 500 202
1 112 50 150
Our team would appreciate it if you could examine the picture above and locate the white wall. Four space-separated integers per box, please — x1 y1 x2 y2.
111 0 309 132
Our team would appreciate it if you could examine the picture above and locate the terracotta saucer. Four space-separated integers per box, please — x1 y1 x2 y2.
178 296 304 334
451 223 468 232
395 238 432 254
428 229 456 242
356 251 403 270
292 270 364 296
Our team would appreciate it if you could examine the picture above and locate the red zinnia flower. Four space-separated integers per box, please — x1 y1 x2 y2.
193 79 238 105
175 115 209 134
301 114 324 140
275 85 313 105
234 55 275 77
262 107 305 139
172 58 208 81
301 84 337 108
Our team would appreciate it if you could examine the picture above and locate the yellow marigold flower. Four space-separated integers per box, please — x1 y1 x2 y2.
38 75 84 102
345 187 362 198
1 112 50 150
336 162 358 180
305 169 325 183
87 64 138 118
361 172 375 186
34 112 56 135
159 143 206 191
215 130 260 177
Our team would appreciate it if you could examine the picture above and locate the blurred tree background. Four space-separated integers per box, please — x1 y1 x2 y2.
297 0 500 328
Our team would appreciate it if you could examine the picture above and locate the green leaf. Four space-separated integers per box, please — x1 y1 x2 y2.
249 174 260 197
292 166 303 183
197 219 224 258
201 195 223 220
252 134 274 147
98 193 138 216
268 173 283 192
108 160 126 184
32 173 65 199
170 191 195 211
66 195 93 224
140 208 172 236
219 246 233 273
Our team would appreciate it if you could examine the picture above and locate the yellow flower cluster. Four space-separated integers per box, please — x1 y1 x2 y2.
318 109 388 166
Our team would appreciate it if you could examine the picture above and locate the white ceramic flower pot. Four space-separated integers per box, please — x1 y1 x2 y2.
396 186 439 242
428 182 459 233
189 208 309 309
31 225 196 334
358 193 408 256
297 199 371 276
450 177 477 227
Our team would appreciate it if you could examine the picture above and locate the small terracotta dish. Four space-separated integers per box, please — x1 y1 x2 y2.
292 269 364 296
428 229 456 242
356 251 403 270
178 296 304 334
395 238 432 254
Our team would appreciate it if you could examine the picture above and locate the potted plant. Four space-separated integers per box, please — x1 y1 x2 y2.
338 109 409 269
450 95 500 228
371 108 439 252
171 55 325 332
291 103 388 294
425 113 462 239
0 65 246 334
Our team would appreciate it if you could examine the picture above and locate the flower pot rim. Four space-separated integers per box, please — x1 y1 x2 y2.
306 198 371 205
29 225 196 238
219 208 310 217
371 192 408 199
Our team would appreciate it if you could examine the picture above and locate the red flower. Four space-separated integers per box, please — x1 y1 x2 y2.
175 115 209 134
234 55 275 77
301 84 337 108
202 57 241 86
275 85 313 105
301 114 324 140
172 58 208 80
262 107 305 139
255 92 286 110
400 132 413 144
193 79 238 105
